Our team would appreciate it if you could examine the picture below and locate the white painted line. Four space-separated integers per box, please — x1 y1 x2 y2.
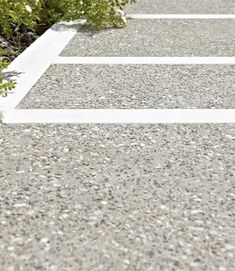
53 57 235 65
0 23 76 113
127 14 235 19
3 109 235 124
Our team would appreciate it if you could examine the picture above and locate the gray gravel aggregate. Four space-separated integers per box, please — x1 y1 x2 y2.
61 20 235 57
125 0 235 14
18 64 235 109
0 124 234 271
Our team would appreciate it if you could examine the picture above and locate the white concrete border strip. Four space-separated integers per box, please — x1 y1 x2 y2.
3 109 235 124
0 23 76 113
127 14 235 19
53 57 235 65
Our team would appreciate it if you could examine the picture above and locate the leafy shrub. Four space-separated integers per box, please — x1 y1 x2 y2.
37 0 136 29
0 0 136 37
0 0 136 96
0 0 39 37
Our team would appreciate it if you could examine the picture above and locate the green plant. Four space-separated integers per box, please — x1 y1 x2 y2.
0 0 136 36
37 0 136 29
0 56 16 96
0 0 39 38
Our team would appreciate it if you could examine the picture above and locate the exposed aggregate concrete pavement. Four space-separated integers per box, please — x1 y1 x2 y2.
18 64 235 109
61 20 235 57
0 124 235 271
125 0 235 14
2 0 235 269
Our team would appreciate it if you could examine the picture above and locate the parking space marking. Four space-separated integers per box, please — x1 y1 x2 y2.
127 14 235 19
53 57 235 65
1 17 235 124
3 109 235 124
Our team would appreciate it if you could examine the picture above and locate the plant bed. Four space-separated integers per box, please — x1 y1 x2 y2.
0 24 49 61
0 0 136 96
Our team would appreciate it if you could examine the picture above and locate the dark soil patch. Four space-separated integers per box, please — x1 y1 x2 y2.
0 24 49 62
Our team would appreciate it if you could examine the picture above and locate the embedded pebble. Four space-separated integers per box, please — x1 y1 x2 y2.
40 238 49 244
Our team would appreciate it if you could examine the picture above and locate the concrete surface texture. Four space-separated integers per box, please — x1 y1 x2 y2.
124 0 235 14
0 0 235 270
0 124 235 271
18 64 235 109
61 20 235 57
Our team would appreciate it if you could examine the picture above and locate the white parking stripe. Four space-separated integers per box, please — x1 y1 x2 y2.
127 14 235 19
53 57 235 65
3 109 235 124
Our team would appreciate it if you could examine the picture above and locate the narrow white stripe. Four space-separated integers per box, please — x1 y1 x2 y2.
0 24 76 112
3 109 235 124
53 57 235 65
127 14 235 19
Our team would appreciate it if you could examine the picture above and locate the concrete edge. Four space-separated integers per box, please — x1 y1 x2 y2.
0 23 77 119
